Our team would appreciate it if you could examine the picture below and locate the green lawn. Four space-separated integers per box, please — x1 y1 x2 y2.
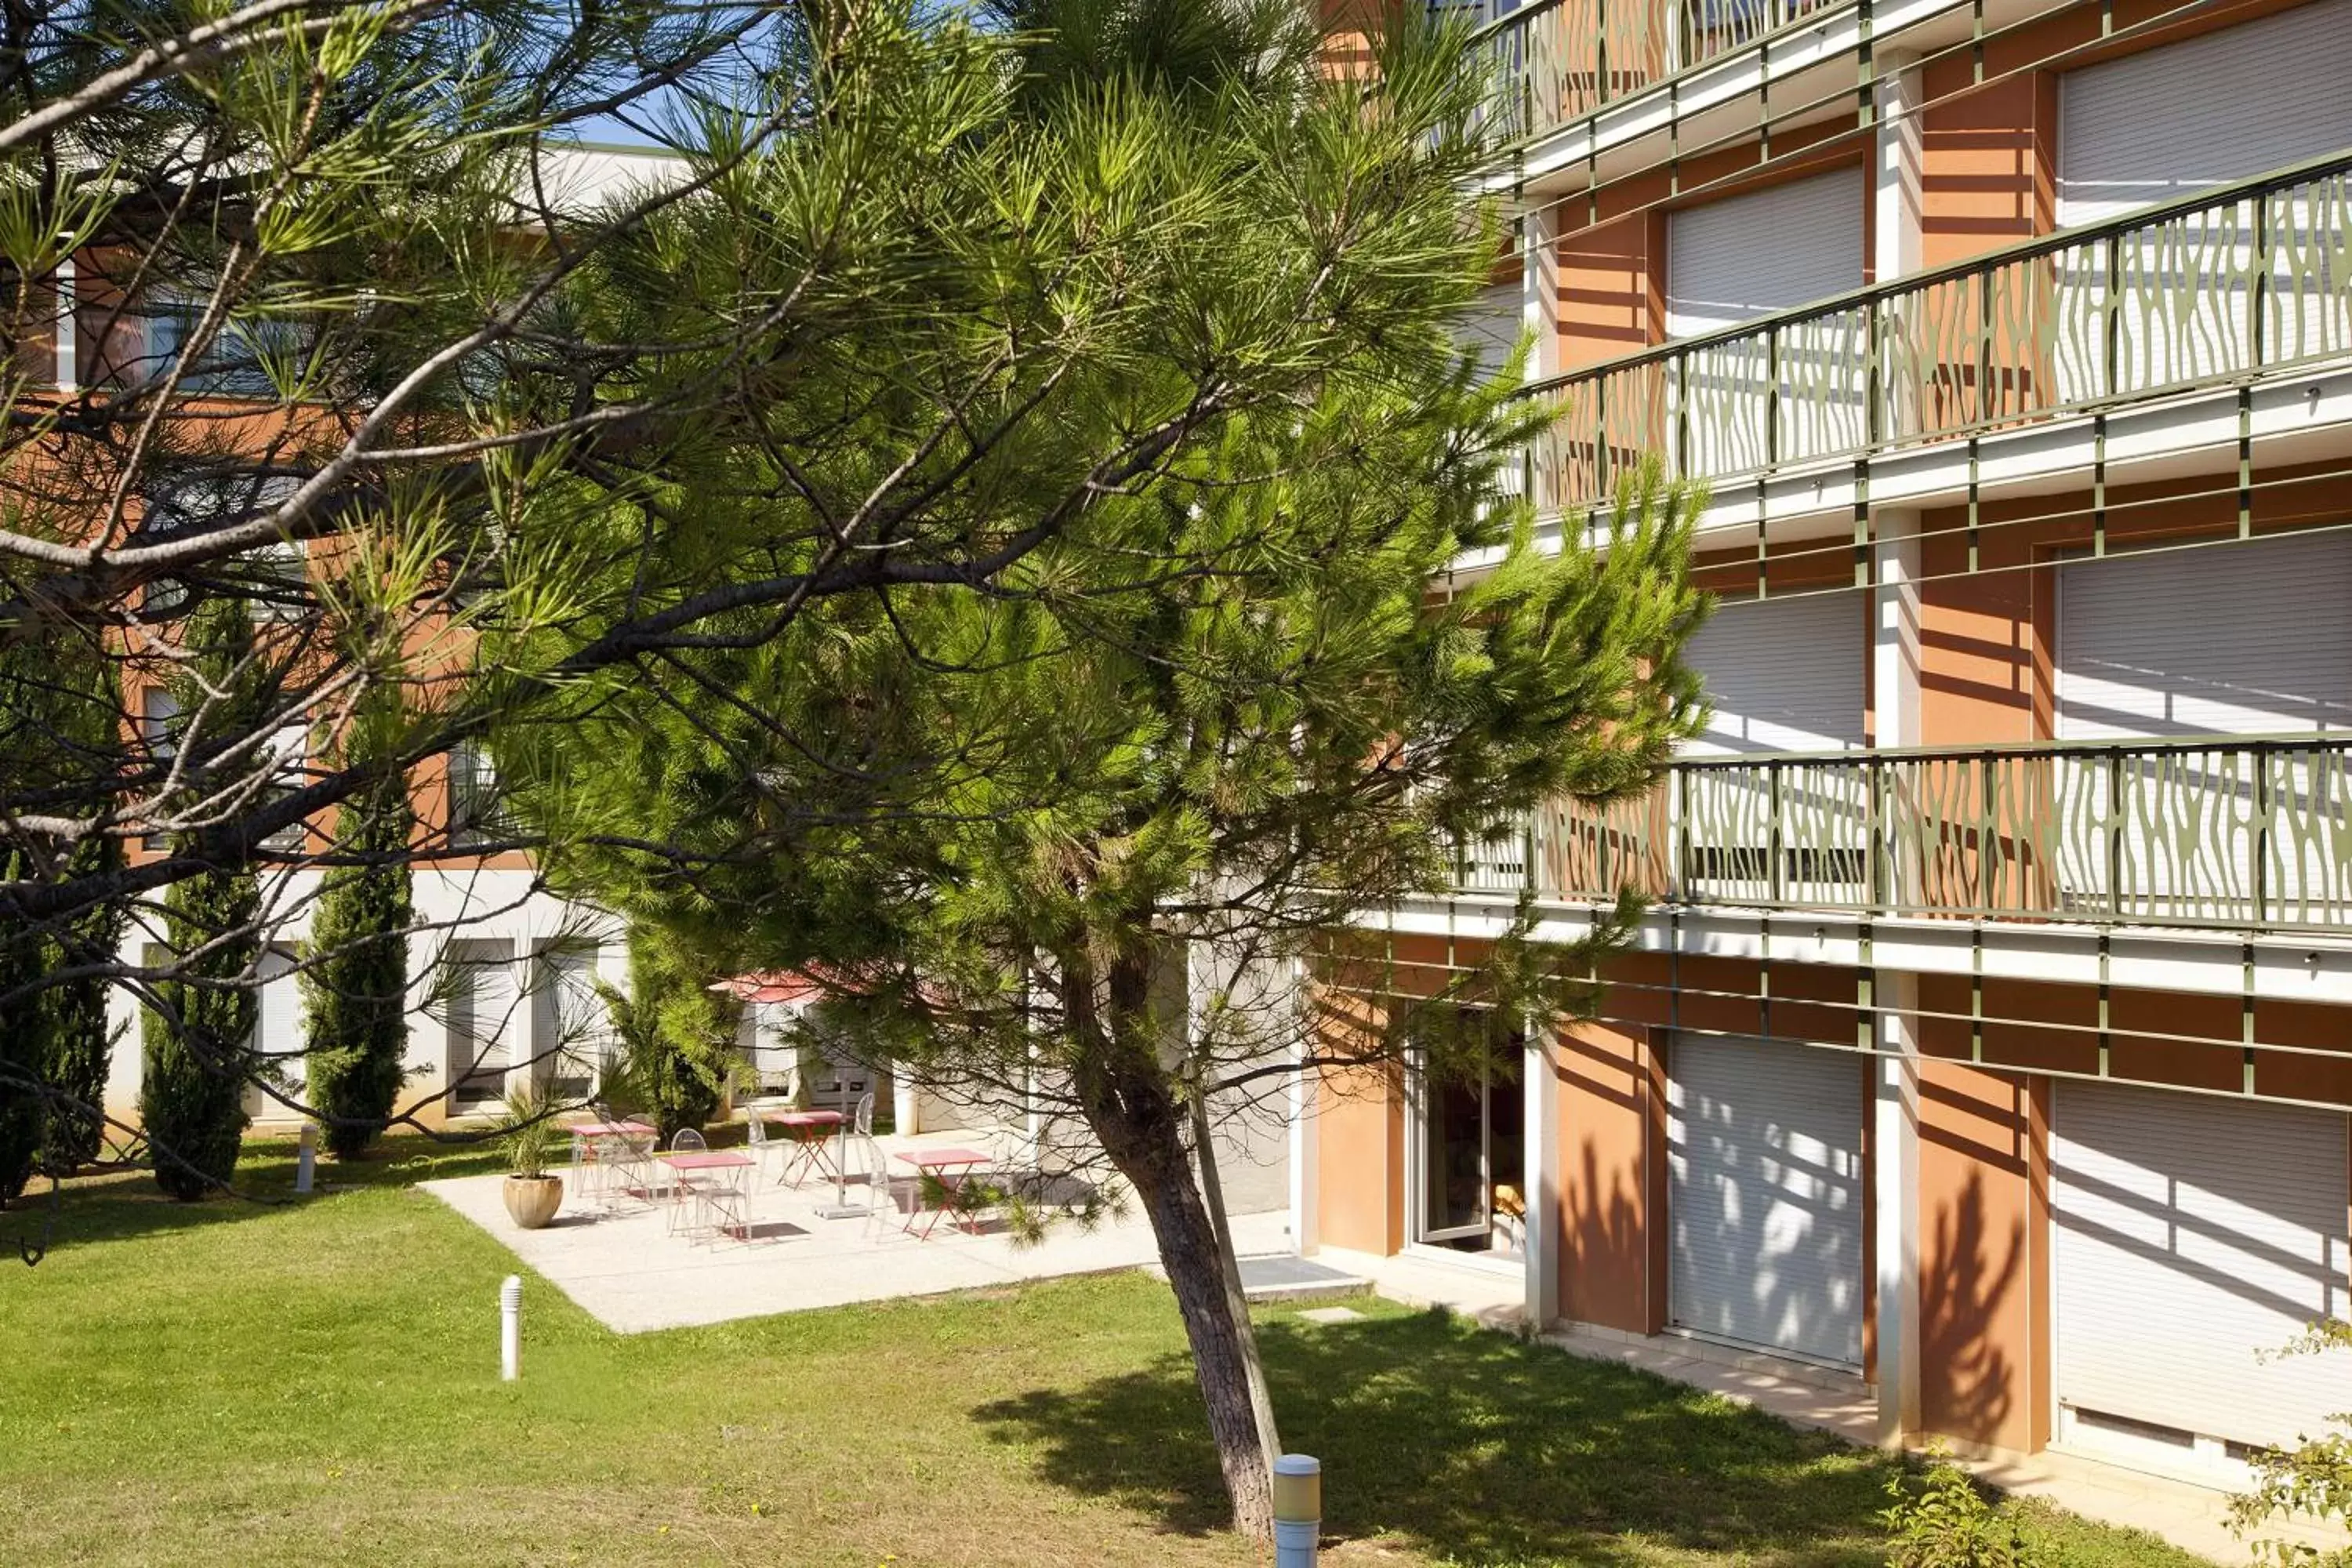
0 1139 2210 1568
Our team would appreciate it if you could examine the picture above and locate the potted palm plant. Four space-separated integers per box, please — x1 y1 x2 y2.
496 1082 567 1230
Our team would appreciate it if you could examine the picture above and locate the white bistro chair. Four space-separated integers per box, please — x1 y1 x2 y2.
664 1128 709 1236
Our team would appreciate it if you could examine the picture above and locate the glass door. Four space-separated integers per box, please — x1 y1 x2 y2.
1416 1013 1529 1256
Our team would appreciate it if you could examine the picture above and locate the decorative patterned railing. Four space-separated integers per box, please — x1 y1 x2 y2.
1522 147 2352 515
1463 0 1843 149
1447 735 2352 933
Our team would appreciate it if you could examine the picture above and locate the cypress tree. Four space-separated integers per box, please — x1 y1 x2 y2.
38 829 130 1172
302 756 414 1158
0 635 130 1196
140 598 269 1200
0 846 45 1203
140 866 261 1200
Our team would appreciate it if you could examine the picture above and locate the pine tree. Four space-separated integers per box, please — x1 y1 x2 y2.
301 756 414 1159
140 598 271 1200
511 0 1705 1537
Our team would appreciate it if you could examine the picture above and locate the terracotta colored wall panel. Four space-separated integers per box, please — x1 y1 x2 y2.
1973 0 2315 81
1918 75 2055 270
1913 459 2350 751
1691 536 1855 600
1926 972 2352 1102
1559 212 1662 372
1588 125 1860 230
1675 954 1766 1037
1310 933 1494 1257
1918 1060 2049 1454
1317 1060 1404 1255
1555 1020 1655 1333
1918 540 2040 746
1767 961 1864 1049
1918 972 1976 1061
2256 1000 2352 1105
1604 950 1676 1029
2108 987 2243 1094
1976 978 2100 1076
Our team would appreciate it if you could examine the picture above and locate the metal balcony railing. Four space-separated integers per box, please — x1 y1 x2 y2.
1463 0 1843 149
1518 147 2352 516
1446 734 2352 934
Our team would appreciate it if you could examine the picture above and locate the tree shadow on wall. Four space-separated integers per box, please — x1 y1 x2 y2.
1920 1169 2022 1448
971 1304 1894 1566
1564 1138 1650 1327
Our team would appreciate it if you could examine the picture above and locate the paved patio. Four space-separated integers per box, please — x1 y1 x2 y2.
425 1125 1292 1332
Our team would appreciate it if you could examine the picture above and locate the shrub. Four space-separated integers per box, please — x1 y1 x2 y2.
0 653 129 1192
40 833 131 1173
2230 1320 2352 1568
0 914 43 1203
1881 1451 2039 1568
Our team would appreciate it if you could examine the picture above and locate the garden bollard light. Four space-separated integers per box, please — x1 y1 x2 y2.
1272 1454 1320 1568
500 1275 521 1382
296 1123 315 1194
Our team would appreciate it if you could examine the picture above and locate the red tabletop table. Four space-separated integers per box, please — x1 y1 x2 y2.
569 1120 655 1138
567 1120 657 1204
659 1149 757 1240
895 1147 992 1240
760 1109 846 1186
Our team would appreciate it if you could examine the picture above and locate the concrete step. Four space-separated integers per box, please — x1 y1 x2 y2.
1236 1254 1370 1303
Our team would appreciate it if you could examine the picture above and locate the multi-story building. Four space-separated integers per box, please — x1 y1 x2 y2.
1299 0 2352 1484
70 148 678 1138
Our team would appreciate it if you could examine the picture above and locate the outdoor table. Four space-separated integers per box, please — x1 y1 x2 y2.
659 1149 757 1240
762 1109 846 1186
895 1147 992 1240
567 1120 656 1204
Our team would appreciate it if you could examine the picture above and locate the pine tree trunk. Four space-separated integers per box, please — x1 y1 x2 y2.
1080 1059 1276 1543
1192 1085 1282 1464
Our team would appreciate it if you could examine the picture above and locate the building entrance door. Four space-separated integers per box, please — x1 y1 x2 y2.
1414 1012 1528 1258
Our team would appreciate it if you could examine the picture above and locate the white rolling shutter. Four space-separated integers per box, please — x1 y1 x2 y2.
2054 1082 2352 1450
541 945 606 1098
1684 596 1870 905
1669 171 1869 475
2057 532 2352 739
2056 1 2352 399
449 942 518 1109
2056 0 2352 227
1686 594 1867 754
1667 171 1866 336
1460 281 1526 384
245 946 303 1115
2055 532 2352 920
1668 1035 1865 1367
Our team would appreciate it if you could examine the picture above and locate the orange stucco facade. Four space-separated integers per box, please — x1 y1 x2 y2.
1306 0 2352 1472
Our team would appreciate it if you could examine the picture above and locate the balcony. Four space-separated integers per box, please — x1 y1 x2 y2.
1450 734 2352 935
1464 0 1846 151
1519 149 2352 518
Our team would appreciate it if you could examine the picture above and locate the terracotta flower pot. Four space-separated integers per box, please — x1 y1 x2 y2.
503 1174 564 1230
